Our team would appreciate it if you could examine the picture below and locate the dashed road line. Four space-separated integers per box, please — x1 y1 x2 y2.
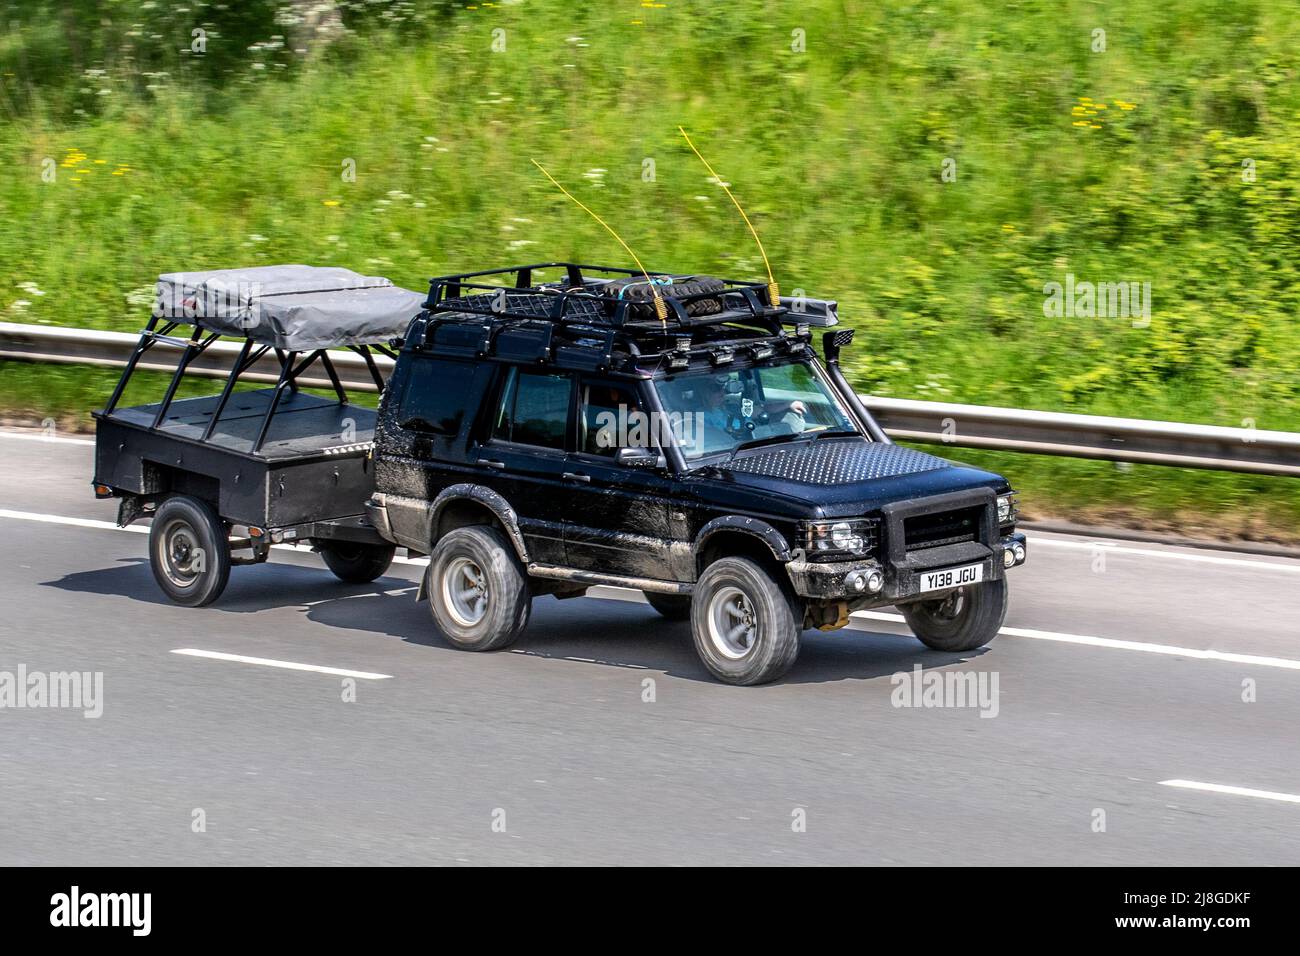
852 609 1300 671
170 648 392 680
1159 779 1300 804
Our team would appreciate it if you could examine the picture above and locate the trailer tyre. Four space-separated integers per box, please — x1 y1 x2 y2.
149 495 231 607
690 557 802 685
319 541 396 583
901 578 1007 652
643 592 692 620
427 526 531 651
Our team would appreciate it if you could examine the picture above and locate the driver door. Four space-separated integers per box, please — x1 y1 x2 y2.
560 379 680 580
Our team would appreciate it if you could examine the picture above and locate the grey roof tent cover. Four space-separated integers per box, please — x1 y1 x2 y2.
153 265 426 350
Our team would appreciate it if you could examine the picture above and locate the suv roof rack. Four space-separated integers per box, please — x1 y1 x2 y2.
425 262 791 335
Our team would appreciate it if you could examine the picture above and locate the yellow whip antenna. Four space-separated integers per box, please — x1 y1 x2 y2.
530 159 668 327
678 126 779 308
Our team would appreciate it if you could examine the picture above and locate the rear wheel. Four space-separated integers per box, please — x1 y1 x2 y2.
643 591 691 620
427 526 531 651
901 578 1007 652
149 495 231 607
318 541 396 583
690 557 802 685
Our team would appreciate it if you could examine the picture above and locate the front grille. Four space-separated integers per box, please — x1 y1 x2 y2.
903 506 982 551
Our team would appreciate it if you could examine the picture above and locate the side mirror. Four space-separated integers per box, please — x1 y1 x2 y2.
615 447 660 469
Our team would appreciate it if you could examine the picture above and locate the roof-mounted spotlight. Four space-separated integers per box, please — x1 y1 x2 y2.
668 335 692 369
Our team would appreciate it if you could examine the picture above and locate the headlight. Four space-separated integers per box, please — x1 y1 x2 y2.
997 493 1018 526
830 522 860 551
803 518 877 558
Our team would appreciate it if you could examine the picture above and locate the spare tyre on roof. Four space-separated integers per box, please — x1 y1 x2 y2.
601 274 726 319
153 264 426 350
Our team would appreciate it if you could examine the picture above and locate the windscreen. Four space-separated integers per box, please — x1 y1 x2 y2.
653 356 857 460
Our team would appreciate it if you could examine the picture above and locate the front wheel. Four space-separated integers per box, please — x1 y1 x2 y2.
319 541 396 583
149 495 231 607
427 526 531 651
690 557 802 685
901 578 1007 652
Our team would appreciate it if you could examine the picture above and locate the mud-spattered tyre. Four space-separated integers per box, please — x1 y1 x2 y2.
643 591 691 620
901 578 1007 652
604 275 726 319
690 557 802 685
149 495 231 607
427 526 531 651
319 541 396 583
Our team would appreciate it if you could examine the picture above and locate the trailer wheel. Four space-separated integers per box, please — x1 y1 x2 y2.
427 526 531 651
690 556 802 685
643 592 692 620
149 495 231 607
318 541 396 583
901 578 1007 652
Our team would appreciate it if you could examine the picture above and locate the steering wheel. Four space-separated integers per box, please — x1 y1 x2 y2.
724 410 758 437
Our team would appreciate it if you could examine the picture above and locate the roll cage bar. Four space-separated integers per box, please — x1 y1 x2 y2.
101 315 394 453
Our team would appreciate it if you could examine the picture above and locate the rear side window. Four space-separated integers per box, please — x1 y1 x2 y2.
398 358 475 435
493 367 572 449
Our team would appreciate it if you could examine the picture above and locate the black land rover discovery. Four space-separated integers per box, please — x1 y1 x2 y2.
366 264 1026 685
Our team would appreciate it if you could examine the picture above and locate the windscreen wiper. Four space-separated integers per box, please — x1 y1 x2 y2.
726 432 805 462
809 427 860 443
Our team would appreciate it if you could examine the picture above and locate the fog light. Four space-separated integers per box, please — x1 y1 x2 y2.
1013 543 1026 564
1003 549 1015 568
866 570 884 593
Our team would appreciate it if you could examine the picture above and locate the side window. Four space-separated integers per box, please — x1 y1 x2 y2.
492 367 572 450
580 382 646 456
398 358 475 435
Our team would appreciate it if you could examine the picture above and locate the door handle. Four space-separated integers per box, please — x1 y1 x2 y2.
563 472 591 483
479 459 506 469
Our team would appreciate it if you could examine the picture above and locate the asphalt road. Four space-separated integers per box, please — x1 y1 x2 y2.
1 429 1298 865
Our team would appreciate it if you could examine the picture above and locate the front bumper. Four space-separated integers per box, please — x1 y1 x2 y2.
785 531 1027 604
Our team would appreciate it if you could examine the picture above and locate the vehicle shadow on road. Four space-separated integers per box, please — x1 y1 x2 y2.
299 586 984 686
41 557 420 614
44 561 983 685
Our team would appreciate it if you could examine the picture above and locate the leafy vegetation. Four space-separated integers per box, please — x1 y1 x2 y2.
2 1 1298 535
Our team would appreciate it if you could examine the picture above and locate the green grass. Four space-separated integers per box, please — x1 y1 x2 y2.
2 1 1298 535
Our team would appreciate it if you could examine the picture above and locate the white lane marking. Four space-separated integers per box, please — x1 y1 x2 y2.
851 610 1300 671
0 509 147 533
0 429 95 446
1159 779 1300 804
4 507 1300 672
1029 534 1300 573
171 648 392 680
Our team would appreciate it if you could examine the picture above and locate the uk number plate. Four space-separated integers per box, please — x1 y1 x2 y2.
919 562 983 593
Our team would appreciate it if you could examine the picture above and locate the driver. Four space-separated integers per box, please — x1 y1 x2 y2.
701 376 731 433
683 373 815 456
